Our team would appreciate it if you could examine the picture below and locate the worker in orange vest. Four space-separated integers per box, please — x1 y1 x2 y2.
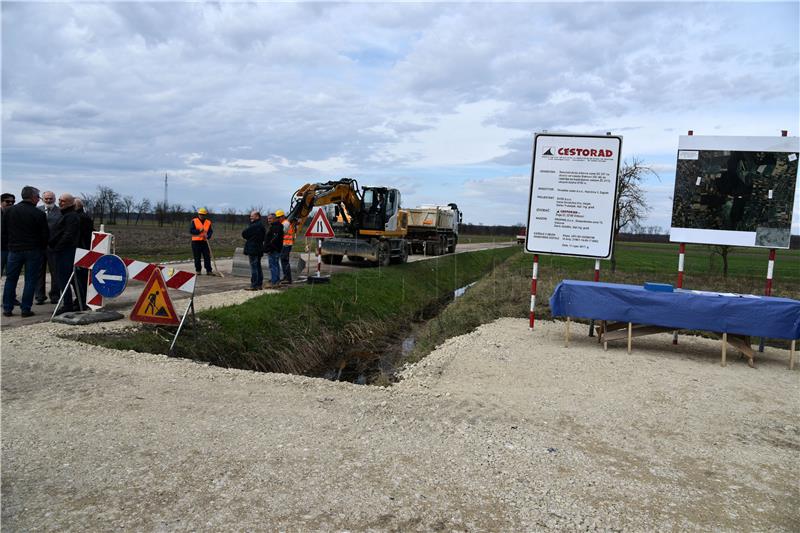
277 209 295 284
190 207 214 275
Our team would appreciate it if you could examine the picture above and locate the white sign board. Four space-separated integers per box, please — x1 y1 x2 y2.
669 135 799 249
525 133 623 258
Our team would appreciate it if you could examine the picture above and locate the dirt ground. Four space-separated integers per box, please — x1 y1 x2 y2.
2 291 798 531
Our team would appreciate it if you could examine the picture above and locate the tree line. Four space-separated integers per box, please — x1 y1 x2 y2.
79 186 259 229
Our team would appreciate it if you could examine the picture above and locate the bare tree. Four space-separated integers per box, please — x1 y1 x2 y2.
80 193 98 218
710 245 732 278
611 157 658 272
169 203 185 227
154 201 168 227
224 207 238 229
122 195 135 224
94 186 122 225
134 198 151 224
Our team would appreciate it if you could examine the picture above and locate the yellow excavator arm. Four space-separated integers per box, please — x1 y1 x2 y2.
287 178 362 232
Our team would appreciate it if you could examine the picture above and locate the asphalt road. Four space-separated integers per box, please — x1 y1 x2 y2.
0 241 514 329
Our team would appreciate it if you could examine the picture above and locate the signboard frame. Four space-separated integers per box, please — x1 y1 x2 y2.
524 132 623 259
669 134 799 249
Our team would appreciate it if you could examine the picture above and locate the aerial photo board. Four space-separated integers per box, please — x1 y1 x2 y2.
670 135 799 248
525 133 622 258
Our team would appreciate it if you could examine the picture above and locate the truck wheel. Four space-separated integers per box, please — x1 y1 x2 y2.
348 255 364 262
374 242 391 267
447 235 457 254
392 244 409 264
321 255 333 264
331 254 343 265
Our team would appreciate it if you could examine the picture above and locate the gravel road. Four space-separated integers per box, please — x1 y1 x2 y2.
2 289 798 531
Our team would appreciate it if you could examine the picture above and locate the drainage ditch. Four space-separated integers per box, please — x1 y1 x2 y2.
310 282 478 386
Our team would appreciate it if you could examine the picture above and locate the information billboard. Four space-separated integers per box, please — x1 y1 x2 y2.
525 133 622 258
670 135 799 248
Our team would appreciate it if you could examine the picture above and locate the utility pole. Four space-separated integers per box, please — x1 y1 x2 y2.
164 173 169 225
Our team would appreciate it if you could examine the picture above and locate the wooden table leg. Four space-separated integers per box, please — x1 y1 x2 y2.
627 322 632 354
721 333 727 367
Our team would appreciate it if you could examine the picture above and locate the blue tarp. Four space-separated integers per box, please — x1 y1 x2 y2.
549 280 800 340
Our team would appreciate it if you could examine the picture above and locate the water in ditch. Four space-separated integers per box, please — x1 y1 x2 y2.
315 282 477 385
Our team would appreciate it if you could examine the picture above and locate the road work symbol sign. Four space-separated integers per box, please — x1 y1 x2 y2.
130 269 179 325
305 209 335 238
91 254 128 298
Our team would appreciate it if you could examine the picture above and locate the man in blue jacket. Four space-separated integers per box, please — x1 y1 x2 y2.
241 210 266 290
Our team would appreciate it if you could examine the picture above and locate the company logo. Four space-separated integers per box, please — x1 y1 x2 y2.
556 147 614 158
541 145 614 159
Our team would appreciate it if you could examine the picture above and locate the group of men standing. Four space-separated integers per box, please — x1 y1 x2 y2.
1 186 94 318
240 209 295 290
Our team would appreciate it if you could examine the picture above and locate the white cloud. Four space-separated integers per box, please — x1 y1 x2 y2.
1 1 798 229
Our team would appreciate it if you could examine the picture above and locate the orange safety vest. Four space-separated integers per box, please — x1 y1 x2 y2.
282 220 295 246
192 218 212 241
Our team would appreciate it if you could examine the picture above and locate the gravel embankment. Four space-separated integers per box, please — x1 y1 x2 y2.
2 290 798 531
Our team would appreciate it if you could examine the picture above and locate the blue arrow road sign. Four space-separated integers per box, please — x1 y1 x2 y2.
91 254 128 298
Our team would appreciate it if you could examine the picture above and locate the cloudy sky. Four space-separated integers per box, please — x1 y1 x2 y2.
2 1 799 231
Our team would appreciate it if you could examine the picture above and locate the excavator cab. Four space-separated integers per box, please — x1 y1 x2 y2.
360 187 401 232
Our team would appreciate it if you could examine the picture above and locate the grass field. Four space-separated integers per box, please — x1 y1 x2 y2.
102 222 799 285
81 224 799 381
82 247 521 375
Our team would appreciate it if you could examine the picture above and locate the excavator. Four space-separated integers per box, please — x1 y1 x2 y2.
287 178 410 266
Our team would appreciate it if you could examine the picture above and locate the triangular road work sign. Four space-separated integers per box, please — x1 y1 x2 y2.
130 268 179 325
304 208 335 238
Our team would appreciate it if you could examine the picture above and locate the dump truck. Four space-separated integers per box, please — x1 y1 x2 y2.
287 178 409 267
406 204 462 255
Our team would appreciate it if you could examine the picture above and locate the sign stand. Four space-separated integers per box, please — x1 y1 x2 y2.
50 268 78 320
588 259 601 337
672 242 686 344
304 209 335 285
529 254 539 329
169 295 196 356
758 248 777 352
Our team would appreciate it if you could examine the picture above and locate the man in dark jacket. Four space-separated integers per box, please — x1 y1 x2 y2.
263 212 284 288
36 190 62 304
74 198 95 309
241 210 266 290
49 193 81 313
1 192 16 275
2 186 48 317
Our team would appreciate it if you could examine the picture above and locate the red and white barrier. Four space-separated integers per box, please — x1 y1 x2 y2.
74 248 197 301
82 232 113 309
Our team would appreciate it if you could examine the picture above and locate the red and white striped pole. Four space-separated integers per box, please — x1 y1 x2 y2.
758 248 777 353
672 242 686 344
316 239 323 277
529 254 539 330
765 248 776 297
588 259 601 336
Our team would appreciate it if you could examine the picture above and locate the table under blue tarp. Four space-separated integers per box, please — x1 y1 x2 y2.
549 280 800 340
